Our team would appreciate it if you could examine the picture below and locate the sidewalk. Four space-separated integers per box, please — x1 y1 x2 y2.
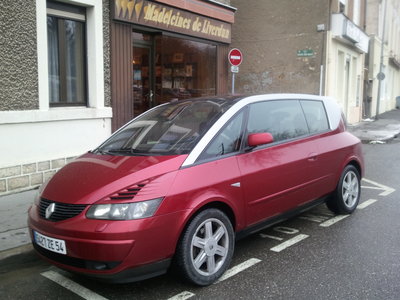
1 109 399 260
348 109 400 143
0 189 36 259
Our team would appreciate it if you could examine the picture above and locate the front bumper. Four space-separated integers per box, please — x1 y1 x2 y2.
28 204 189 282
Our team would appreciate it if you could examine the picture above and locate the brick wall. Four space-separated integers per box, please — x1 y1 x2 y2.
230 0 329 95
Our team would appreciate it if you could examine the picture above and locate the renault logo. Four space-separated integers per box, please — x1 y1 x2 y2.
45 203 56 219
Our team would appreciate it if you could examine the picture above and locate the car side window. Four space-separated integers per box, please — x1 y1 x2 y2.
247 100 309 142
300 100 330 133
199 111 244 160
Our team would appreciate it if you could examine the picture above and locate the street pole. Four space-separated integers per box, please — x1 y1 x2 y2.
376 0 388 120
232 72 235 95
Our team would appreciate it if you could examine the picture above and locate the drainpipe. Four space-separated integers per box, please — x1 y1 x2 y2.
320 0 332 96
375 0 388 119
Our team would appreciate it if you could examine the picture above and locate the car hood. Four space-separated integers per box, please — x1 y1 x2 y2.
41 152 187 205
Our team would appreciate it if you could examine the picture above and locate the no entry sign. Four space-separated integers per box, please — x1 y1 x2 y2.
228 48 243 66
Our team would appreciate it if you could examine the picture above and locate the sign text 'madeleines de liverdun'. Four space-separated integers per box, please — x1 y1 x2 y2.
144 4 230 39
113 0 231 43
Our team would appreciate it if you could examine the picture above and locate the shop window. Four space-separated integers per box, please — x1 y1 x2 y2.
47 1 87 106
156 36 216 103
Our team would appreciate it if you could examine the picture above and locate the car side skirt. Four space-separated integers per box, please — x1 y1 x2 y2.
236 196 329 240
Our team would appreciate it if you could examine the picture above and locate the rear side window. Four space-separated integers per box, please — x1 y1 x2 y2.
247 100 309 142
300 100 329 133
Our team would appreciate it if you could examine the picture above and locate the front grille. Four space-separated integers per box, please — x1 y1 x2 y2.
33 243 121 270
39 198 87 222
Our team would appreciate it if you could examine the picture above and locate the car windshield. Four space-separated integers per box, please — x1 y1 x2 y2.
96 99 233 156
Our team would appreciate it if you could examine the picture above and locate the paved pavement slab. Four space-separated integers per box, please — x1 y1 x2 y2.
0 190 35 256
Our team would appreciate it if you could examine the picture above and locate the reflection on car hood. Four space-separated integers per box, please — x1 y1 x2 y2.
41 152 187 205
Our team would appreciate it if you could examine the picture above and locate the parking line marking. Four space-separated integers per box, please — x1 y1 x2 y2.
167 291 195 300
259 233 283 241
216 258 261 283
362 178 396 196
357 199 378 209
320 215 349 227
41 270 108 300
299 214 331 223
270 234 309 253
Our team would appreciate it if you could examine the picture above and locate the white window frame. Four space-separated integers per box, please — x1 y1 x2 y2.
0 0 111 125
39 0 105 111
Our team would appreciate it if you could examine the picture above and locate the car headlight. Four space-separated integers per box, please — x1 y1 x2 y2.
86 198 163 220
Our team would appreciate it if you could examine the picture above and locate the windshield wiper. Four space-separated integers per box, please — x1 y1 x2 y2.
105 149 153 156
94 148 113 155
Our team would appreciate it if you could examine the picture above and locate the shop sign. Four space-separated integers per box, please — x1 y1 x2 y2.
113 0 231 43
343 19 361 43
297 49 314 57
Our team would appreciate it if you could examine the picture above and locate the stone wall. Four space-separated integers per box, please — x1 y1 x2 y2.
0 156 77 196
103 0 112 107
0 0 39 111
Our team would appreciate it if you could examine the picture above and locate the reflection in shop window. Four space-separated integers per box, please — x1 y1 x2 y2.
156 36 216 103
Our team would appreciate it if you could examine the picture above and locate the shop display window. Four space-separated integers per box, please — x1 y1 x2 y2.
156 36 217 103
132 32 217 116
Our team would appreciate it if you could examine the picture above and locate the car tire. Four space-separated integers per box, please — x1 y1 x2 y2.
327 165 361 214
175 208 234 286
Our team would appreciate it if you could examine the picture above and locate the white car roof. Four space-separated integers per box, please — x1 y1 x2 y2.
182 94 343 167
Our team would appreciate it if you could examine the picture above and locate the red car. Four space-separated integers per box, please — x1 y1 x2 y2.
28 94 364 285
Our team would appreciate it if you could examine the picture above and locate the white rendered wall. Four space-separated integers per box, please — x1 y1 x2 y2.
0 112 112 168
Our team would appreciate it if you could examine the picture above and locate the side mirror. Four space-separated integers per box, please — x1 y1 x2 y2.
248 133 274 147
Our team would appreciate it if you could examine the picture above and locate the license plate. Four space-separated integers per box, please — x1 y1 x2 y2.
34 231 67 255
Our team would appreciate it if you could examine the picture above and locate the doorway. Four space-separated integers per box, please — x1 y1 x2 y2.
132 31 156 116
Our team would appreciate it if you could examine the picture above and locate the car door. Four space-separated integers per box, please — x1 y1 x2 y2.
186 110 247 229
299 99 337 196
236 100 319 226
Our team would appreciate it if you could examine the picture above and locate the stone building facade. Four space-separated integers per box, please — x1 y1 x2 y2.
0 0 234 195
0 0 112 195
364 0 400 117
230 0 370 124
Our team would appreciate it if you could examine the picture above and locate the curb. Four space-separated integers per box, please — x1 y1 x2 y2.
360 134 399 144
0 243 33 261
349 126 400 144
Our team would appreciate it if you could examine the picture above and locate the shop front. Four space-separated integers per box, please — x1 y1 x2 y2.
110 0 236 131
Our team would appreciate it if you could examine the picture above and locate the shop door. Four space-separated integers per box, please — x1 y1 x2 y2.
132 32 155 117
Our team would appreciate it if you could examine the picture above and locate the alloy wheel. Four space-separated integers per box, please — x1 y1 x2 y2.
342 170 360 208
190 218 229 276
